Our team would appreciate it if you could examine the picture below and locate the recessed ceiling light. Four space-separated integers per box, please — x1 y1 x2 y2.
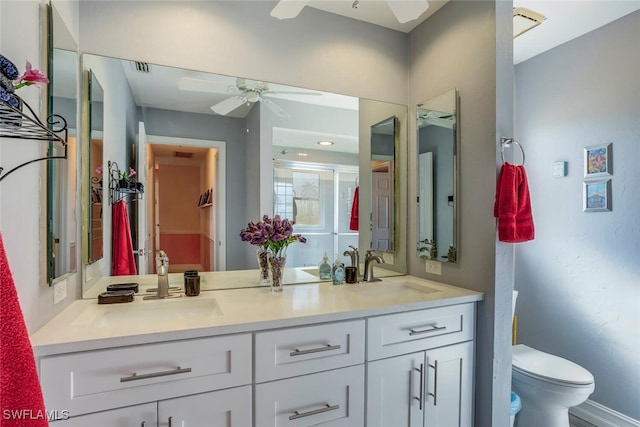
297 152 309 157
513 7 546 38
317 140 334 146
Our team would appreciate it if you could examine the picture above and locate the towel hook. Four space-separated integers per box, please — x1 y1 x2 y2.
500 137 525 165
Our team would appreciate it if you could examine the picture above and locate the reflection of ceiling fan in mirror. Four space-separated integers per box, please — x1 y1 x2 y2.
178 77 322 118
271 0 430 24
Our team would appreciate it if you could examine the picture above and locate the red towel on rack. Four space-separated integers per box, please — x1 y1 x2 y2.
0 233 49 426
494 163 535 243
111 200 137 275
350 186 359 231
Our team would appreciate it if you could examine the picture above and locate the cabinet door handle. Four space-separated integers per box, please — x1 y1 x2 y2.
428 361 438 406
289 404 340 420
289 344 341 357
413 363 424 411
120 366 192 382
409 325 446 336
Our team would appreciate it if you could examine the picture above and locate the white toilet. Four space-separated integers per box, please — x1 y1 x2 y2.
511 292 595 427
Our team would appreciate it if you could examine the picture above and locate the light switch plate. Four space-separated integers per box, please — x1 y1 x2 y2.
553 161 567 177
54 280 67 304
425 260 442 275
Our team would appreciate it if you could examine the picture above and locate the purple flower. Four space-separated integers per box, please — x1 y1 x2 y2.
239 214 305 256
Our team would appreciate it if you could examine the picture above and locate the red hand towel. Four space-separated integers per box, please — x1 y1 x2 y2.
349 186 359 231
0 233 49 426
111 200 137 276
494 163 535 243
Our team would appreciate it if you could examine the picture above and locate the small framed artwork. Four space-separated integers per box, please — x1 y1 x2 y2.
583 179 612 212
584 143 612 178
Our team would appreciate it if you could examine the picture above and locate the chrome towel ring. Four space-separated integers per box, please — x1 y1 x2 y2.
501 137 525 165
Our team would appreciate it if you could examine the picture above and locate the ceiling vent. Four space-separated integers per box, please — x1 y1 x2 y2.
131 61 150 73
513 7 546 38
173 151 193 158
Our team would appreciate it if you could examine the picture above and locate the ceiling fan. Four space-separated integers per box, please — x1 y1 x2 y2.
178 77 321 118
271 0 430 24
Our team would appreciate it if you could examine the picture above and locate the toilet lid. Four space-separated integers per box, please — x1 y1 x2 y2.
512 344 594 385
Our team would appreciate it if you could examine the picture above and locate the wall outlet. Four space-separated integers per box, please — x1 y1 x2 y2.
53 280 67 304
425 260 442 275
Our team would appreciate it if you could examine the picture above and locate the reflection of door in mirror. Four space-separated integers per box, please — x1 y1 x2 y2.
416 88 458 263
48 3 78 284
87 70 104 264
370 116 396 253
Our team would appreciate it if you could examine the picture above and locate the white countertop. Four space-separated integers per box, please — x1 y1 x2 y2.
31 276 482 357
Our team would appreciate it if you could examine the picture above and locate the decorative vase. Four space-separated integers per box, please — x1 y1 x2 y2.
268 253 287 292
256 248 270 285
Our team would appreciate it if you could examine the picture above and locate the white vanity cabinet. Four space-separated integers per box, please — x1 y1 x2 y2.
366 303 476 427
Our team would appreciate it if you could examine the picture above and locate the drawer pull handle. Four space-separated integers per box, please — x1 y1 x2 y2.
428 361 438 406
413 363 424 411
120 366 192 382
289 404 340 420
409 325 446 336
290 344 341 357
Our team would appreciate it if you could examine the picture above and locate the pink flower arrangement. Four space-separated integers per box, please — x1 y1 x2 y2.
240 215 306 257
13 61 49 90
121 167 136 180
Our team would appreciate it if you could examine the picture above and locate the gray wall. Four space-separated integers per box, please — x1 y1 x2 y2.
408 1 514 425
514 11 640 419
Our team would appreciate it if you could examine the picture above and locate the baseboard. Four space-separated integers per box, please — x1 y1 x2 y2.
570 400 640 427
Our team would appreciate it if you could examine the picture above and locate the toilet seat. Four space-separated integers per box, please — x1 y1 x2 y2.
512 344 594 386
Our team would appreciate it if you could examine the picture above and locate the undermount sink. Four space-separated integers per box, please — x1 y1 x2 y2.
346 280 443 297
71 296 223 328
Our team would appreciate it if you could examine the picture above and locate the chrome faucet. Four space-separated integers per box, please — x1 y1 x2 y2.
363 250 384 282
144 250 181 299
343 245 360 279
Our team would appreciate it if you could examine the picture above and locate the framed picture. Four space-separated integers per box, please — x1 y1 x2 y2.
584 143 612 178
583 179 612 212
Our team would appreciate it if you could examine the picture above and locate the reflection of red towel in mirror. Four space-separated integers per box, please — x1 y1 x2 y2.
0 234 49 426
350 186 359 231
494 163 534 243
112 200 138 275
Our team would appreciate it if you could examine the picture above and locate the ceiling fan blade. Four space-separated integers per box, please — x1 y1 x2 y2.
178 77 236 94
210 96 246 115
386 0 429 24
261 98 291 118
265 90 323 97
271 0 309 19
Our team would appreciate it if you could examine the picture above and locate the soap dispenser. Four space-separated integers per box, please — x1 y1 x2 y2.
332 254 345 285
319 251 332 280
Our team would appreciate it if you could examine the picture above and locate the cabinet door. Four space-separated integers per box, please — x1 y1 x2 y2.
158 385 252 427
424 341 474 427
50 402 157 426
366 352 424 427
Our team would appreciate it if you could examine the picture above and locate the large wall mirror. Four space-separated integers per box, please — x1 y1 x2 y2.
80 53 407 298
416 88 458 263
46 3 78 284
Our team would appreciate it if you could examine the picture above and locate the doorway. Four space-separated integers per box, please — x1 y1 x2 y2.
137 134 226 273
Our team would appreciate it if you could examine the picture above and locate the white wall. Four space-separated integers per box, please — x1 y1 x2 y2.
515 11 640 420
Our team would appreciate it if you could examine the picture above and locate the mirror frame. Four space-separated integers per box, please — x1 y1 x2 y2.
416 88 459 263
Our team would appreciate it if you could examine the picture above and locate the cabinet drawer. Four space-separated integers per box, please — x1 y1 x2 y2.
40 334 252 417
367 303 475 360
255 365 365 427
255 319 365 382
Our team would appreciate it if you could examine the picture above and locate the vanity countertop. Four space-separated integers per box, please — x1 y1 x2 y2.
31 276 482 357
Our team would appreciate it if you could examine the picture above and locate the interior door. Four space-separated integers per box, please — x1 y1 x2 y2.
371 169 393 251
136 121 150 274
